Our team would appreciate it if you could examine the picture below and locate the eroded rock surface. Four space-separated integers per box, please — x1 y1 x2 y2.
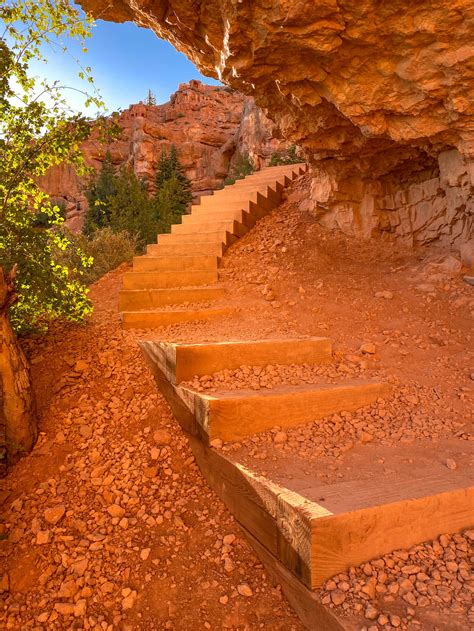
78 0 474 246
40 80 283 230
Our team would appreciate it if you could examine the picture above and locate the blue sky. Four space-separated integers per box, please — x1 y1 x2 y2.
29 19 220 115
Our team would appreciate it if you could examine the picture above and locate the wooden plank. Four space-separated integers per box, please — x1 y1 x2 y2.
118 287 226 310
122 269 218 289
172 337 332 384
243 528 349 631
310 480 474 588
184 381 390 442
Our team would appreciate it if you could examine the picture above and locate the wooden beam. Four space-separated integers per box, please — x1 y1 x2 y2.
183 381 390 442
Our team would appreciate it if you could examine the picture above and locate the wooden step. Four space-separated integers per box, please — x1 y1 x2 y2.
158 231 238 246
119 286 226 310
191 200 268 221
171 220 249 238
122 306 233 329
146 242 225 257
133 254 219 272
181 209 256 228
187 436 474 590
179 381 390 442
140 338 332 384
123 270 218 290
198 188 277 208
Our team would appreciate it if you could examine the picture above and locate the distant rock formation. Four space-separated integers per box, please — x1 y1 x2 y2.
78 0 474 248
40 80 285 231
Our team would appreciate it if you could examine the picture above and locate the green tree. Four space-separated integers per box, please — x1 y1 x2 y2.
109 168 158 248
83 150 117 233
154 145 192 230
146 89 156 106
0 0 103 458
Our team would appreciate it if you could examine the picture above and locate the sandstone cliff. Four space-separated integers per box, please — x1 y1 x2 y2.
40 80 284 230
78 0 474 248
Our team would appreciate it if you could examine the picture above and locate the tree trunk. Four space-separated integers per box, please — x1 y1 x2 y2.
0 266 37 459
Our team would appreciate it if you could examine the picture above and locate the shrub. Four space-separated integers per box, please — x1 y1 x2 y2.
59 227 138 285
224 152 254 185
269 145 300 166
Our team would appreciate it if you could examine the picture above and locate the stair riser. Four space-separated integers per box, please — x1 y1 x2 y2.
133 256 219 272
119 287 226 310
141 338 333 385
123 271 218 290
172 221 249 238
199 191 274 209
122 307 233 329
182 211 256 229
193 382 391 443
158 232 238 246
147 243 225 257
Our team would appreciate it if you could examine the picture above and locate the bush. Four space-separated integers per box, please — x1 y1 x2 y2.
59 227 138 285
269 145 300 166
224 153 254 185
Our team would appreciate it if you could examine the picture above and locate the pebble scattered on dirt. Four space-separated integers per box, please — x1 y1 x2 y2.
318 531 474 630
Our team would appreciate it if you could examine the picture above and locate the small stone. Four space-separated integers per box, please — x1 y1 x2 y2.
153 429 171 445
401 565 420 575
224 557 235 573
36 530 50 545
360 343 376 355
54 603 75 616
58 579 78 598
101 581 114 594
274 431 288 444
360 431 374 444
365 605 378 620
150 447 160 460
330 590 346 606
390 614 401 627
210 438 223 449
74 360 89 372
223 534 236 545
74 599 87 617
107 504 125 518
144 466 158 478
446 458 457 470
140 548 151 561
79 425 92 439
121 590 137 610
44 505 65 525
375 291 393 300
237 583 253 597
219 595 229 605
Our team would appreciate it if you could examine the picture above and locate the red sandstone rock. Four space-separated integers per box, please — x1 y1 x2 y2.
39 80 284 231
77 2 474 247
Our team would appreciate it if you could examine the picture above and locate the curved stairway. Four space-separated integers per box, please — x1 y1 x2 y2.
119 163 307 328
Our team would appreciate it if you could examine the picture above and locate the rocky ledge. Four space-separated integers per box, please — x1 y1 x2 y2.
78 0 474 247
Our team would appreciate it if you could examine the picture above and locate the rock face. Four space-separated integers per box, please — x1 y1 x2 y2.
78 0 474 248
40 80 284 231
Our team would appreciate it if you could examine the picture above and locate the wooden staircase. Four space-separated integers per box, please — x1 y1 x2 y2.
119 163 307 328
140 338 474 630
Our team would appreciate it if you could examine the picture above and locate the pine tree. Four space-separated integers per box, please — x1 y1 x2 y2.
153 145 192 231
155 148 175 188
83 151 117 234
146 89 157 106
109 169 158 249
